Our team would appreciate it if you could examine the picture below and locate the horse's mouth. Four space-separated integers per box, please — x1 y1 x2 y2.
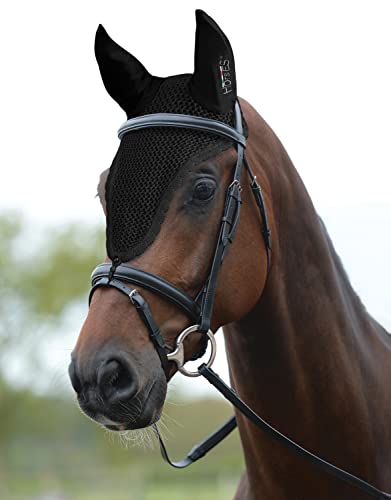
79 378 166 431
102 397 163 432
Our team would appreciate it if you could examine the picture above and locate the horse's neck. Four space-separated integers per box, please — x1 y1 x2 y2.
223 121 390 498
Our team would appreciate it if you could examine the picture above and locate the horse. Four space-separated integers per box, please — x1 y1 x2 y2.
68 10 391 500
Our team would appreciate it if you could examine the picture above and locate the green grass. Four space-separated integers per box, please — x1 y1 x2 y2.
1 387 244 499
2 471 239 500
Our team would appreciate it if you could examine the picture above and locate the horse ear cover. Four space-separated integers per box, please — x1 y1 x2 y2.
190 10 237 114
96 11 247 263
94 24 162 117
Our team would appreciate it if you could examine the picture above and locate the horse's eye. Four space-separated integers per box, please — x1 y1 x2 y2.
193 179 216 201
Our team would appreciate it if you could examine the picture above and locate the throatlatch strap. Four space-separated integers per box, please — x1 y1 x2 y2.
244 156 272 271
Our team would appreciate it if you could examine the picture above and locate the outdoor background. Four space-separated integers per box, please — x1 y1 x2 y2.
0 1 390 499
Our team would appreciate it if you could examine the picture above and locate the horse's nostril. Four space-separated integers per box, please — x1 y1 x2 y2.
97 358 138 403
68 359 82 394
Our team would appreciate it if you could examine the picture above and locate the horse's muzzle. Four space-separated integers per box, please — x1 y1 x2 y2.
68 350 167 430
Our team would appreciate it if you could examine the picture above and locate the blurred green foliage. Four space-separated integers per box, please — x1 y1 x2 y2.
0 213 105 363
0 213 105 320
0 213 243 499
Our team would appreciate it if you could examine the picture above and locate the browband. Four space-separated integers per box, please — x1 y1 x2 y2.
118 112 247 147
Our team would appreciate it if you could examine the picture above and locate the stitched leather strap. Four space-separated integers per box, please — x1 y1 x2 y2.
89 277 169 376
118 112 247 147
198 364 391 500
153 416 237 468
155 362 391 498
91 263 200 322
244 156 272 271
130 289 170 375
198 102 245 333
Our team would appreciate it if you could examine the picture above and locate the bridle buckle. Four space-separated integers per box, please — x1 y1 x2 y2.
128 288 138 304
229 179 242 192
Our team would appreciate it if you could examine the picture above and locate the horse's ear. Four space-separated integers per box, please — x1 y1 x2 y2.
190 10 237 114
95 25 159 116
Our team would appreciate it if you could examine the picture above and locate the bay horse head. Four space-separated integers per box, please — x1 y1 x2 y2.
68 9 391 499
69 10 271 431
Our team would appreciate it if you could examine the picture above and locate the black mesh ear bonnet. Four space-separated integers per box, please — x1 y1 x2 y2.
95 11 248 262
105 74 248 262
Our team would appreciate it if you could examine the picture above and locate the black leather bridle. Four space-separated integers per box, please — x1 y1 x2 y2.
90 101 271 376
89 101 390 499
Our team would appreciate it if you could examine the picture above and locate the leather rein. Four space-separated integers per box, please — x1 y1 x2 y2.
89 101 390 499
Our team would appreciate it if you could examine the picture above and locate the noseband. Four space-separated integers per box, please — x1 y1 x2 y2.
88 101 390 499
